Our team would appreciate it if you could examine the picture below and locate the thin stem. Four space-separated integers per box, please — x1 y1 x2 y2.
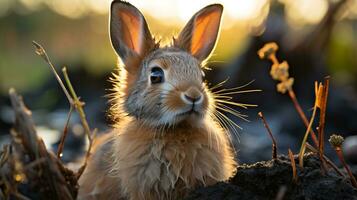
298 102 318 168
62 67 93 179
269 54 279 65
288 149 297 183
32 41 73 105
275 186 287 200
258 112 277 160
57 106 73 158
335 148 357 189
23 158 47 171
318 77 330 173
288 89 319 147
62 67 92 142
306 143 344 177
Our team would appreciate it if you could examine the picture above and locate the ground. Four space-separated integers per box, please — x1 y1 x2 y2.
186 153 357 200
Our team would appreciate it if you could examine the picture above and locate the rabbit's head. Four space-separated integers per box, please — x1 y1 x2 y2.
109 1 223 127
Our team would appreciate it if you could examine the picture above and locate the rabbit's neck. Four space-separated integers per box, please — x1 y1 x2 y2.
109 115 236 199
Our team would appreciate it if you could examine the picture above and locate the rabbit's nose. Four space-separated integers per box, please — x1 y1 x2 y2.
182 87 203 104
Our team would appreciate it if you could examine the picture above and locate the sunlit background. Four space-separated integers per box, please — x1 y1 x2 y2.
1 0 357 163
1 0 357 92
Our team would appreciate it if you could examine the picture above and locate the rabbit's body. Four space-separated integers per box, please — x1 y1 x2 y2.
79 117 235 199
79 1 238 199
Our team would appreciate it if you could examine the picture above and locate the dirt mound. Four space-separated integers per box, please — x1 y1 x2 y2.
186 154 357 200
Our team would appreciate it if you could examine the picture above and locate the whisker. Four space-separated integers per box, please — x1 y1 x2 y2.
211 80 255 93
215 99 258 109
216 110 242 130
211 94 233 100
218 117 240 145
217 103 248 117
209 77 230 91
216 103 244 116
212 112 228 133
206 115 213 149
215 110 241 144
206 60 229 64
209 113 222 150
213 89 262 95
212 112 234 150
216 103 250 122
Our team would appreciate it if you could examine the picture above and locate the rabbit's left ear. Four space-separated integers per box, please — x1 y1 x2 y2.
175 4 223 62
110 1 155 69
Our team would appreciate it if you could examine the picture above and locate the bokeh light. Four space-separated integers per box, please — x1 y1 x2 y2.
281 0 328 26
7 0 270 26
0 0 355 93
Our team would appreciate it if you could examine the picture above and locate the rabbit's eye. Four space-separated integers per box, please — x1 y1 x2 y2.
150 67 164 84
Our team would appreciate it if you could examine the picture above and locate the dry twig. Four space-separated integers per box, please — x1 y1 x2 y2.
258 43 344 173
288 149 297 183
32 41 73 105
258 42 319 147
57 106 73 158
7 89 76 199
258 112 277 160
305 143 344 177
317 77 330 173
32 41 94 179
298 83 321 168
62 67 95 179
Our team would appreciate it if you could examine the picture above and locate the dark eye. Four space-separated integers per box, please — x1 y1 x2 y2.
150 67 164 84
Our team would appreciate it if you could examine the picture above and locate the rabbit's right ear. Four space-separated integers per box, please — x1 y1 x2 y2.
174 4 223 62
110 1 155 71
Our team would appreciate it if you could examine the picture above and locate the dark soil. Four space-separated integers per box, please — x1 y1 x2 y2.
186 153 357 200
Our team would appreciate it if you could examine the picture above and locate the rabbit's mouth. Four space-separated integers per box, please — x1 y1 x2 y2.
174 99 207 122
177 110 200 117
175 104 205 120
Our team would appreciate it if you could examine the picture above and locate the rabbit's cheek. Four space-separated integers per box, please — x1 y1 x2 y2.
201 92 210 111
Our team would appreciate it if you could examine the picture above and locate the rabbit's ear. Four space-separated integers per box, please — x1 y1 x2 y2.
175 4 223 62
110 1 155 67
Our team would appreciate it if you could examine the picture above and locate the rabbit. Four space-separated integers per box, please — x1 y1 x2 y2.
78 1 239 199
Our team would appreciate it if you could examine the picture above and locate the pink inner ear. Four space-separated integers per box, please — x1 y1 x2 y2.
190 10 221 58
118 11 143 55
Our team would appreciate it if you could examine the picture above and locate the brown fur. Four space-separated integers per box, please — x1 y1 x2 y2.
79 117 236 200
79 1 237 199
